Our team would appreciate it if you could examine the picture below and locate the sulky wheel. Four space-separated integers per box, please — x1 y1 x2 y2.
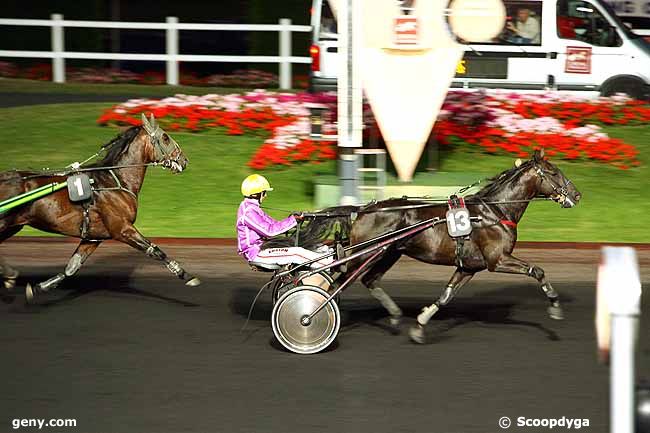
271 285 341 354
272 271 337 306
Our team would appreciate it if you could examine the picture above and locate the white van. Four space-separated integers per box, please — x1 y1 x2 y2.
309 0 650 99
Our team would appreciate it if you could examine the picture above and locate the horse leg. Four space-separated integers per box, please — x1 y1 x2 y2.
0 225 24 292
361 250 403 330
114 224 201 286
409 268 475 344
491 253 563 320
25 240 101 303
1 256 19 291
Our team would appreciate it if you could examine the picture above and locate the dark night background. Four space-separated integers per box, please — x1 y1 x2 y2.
0 0 312 76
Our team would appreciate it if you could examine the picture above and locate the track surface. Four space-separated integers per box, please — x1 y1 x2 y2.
1 239 648 433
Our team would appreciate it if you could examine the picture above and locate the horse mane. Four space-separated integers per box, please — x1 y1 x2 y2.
261 205 357 249
472 159 534 199
90 126 142 167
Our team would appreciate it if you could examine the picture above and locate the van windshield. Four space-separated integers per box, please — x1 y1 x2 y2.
594 0 642 38
320 1 338 39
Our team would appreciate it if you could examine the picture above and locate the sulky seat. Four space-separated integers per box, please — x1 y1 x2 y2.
249 261 282 272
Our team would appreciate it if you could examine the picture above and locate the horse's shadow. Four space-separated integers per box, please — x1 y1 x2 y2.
231 282 568 342
7 251 199 310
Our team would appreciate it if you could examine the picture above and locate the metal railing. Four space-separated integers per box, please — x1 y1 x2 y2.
0 14 312 89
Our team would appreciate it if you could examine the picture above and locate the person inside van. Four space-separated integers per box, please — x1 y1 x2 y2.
506 8 541 44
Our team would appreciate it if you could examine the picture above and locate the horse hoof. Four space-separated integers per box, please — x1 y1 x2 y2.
4 279 16 291
25 283 35 304
389 316 402 334
409 325 426 344
186 277 202 287
548 305 564 320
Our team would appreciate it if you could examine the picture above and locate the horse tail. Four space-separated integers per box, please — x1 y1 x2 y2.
261 205 357 250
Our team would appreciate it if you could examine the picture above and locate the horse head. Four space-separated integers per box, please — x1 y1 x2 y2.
141 113 188 174
528 148 582 208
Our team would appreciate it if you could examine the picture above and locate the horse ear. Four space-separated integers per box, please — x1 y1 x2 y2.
149 113 157 129
141 113 153 134
533 148 545 161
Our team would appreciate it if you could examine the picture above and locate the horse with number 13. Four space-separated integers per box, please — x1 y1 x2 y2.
278 149 582 345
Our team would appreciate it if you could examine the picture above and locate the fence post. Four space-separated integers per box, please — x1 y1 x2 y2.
166 16 179 85
51 13 65 83
279 18 292 89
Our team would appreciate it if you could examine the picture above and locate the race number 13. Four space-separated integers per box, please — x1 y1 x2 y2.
446 208 472 237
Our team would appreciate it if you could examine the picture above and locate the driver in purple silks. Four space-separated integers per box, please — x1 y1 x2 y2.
237 174 334 268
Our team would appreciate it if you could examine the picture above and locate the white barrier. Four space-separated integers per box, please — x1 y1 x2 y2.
0 14 312 89
597 247 643 433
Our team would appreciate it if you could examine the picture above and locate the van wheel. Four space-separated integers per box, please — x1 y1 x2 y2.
600 76 649 101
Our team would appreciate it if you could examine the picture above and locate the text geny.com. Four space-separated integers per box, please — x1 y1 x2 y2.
12 418 77 430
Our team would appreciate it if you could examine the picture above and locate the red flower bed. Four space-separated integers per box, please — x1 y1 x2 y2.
97 90 645 171
433 120 640 169
97 92 339 169
0 61 292 88
248 139 337 169
98 104 298 136
502 99 650 128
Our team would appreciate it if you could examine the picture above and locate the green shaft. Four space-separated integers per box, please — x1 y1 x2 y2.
0 182 67 214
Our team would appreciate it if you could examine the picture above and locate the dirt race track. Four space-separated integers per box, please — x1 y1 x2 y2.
1 238 648 433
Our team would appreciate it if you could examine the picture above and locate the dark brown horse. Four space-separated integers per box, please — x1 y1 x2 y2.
344 149 581 343
0 114 201 303
267 149 581 343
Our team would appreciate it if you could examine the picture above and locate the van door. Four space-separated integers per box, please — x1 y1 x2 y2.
553 0 627 91
454 0 555 90
310 0 338 92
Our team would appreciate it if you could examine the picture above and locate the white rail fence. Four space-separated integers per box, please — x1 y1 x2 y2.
0 14 312 89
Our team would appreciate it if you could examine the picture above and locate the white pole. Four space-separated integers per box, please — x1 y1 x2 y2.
166 16 179 85
611 314 636 433
51 13 65 83
598 247 642 433
337 0 361 205
279 18 292 89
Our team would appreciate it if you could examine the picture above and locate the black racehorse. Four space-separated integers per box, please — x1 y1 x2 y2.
270 149 581 343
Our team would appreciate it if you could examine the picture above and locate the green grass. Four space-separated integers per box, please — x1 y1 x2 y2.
0 102 648 241
0 78 273 97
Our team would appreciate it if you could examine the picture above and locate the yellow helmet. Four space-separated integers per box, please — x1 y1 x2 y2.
241 174 273 197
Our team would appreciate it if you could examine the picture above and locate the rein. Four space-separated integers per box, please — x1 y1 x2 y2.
19 162 163 180
264 197 552 218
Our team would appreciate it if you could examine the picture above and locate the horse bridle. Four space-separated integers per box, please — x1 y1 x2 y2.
145 125 185 172
533 162 575 205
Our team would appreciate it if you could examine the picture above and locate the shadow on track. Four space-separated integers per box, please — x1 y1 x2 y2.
6 251 200 310
230 282 567 343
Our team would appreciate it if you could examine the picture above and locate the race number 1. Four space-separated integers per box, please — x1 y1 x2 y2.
67 174 92 202
446 208 472 237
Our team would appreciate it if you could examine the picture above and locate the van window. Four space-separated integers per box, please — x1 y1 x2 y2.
454 0 542 46
556 0 622 46
320 1 338 39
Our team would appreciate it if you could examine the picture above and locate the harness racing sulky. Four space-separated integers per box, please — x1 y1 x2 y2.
0 114 201 304
254 149 581 354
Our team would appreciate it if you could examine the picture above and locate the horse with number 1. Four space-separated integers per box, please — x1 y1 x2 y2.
0 114 201 303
